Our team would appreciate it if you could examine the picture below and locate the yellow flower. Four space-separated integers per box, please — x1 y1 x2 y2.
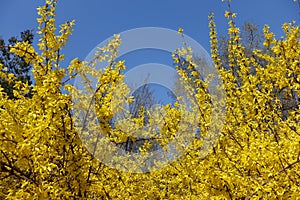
177 27 183 34
224 11 231 18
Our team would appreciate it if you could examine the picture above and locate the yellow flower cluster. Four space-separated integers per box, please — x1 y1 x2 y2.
0 0 299 199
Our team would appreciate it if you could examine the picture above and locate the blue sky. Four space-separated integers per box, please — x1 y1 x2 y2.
1 0 298 61
0 0 298 104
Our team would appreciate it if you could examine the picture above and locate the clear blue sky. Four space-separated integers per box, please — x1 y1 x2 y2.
1 0 298 62
0 0 298 104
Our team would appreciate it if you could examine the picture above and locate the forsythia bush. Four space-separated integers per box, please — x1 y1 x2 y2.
0 0 299 199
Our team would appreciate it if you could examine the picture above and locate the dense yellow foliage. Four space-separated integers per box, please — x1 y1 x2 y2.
0 0 299 199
